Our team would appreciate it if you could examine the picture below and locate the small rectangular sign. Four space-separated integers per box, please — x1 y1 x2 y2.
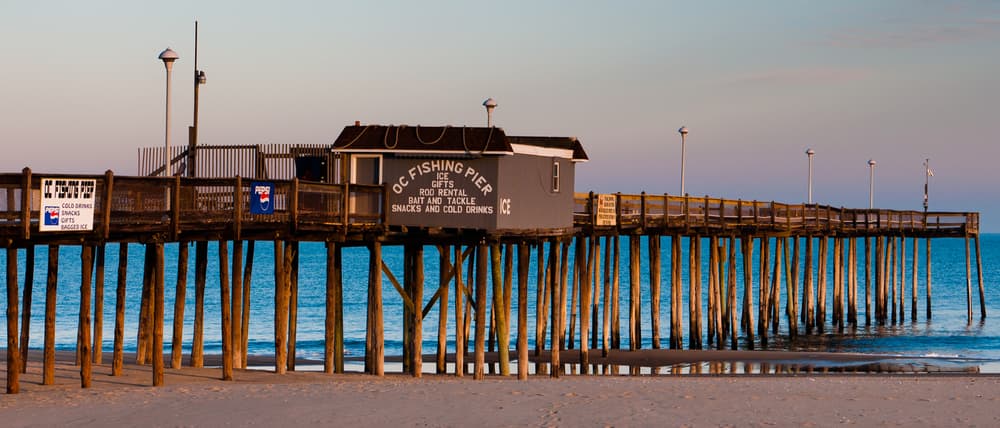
596 194 617 226
39 178 97 232
250 181 275 214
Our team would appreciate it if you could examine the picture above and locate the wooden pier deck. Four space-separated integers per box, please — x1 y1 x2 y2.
1 169 986 394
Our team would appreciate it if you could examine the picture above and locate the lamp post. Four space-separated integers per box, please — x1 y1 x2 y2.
868 159 877 209
483 98 497 127
923 158 931 212
678 126 689 196
158 48 178 179
806 148 815 203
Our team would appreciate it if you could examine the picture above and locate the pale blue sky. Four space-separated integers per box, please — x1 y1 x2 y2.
2 1 998 229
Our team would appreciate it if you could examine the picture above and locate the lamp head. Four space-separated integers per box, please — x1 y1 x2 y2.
868 159 877 167
678 126 689 136
806 148 815 156
158 48 179 71
197 70 206 85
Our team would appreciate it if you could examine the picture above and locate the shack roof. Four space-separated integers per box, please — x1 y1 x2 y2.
332 125 587 161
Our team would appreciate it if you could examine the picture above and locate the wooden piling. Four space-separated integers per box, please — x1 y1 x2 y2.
558 240 570 374
640 234 657 350
670 234 683 349
6 247 20 393
112 243 127 376
629 234 641 350
274 241 288 374
435 245 450 375
136 246 153 365
219 240 233 381
454 245 465 377
741 236 755 348
707 236 718 347
727 236 738 348
475 243 488 380
534 243 547 374
240 241 255 368
287 242 299 371
898 237 905 325
325 242 337 374
170 243 189 369
547 240 561 378
911 238 918 322
580 237 592 373
602 236 611 356
756 237 769 343
975 234 986 319
864 237 872 326
569 238 581 351
19 246 34 374
690 235 702 349
517 243 529 380
92 244 105 365
152 243 165 386
190 241 207 368
926 237 932 319
803 236 814 333
231 241 244 369
611 235 621 350
769 237 784 335
366 241 384 376
788 237 799 338
43 244 59 385
965 234 972 322
411 244 425 377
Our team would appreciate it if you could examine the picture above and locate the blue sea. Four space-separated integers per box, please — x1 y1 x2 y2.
2 234 998 372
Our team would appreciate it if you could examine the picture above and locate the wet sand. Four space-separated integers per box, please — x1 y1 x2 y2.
2 350 998 427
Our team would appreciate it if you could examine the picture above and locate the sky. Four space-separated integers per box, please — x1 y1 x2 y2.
2 1 999 230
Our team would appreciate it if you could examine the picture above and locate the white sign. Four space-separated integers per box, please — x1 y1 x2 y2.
39 178 97 232
596 194 617 226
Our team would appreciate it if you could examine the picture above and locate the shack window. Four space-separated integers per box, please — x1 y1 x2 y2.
552 160 560 193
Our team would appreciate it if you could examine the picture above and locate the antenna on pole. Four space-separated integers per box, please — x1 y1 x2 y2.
188 20 207 177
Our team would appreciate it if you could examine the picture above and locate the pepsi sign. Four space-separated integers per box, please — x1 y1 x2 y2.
250 181 275 215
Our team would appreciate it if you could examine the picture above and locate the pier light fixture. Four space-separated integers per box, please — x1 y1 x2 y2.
868 159 877 209
678 126 690 196
806 148 815 204
158 48 178 177
483 98 497 127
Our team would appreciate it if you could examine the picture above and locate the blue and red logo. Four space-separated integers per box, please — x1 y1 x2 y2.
44 206 60 226
250 182 275 215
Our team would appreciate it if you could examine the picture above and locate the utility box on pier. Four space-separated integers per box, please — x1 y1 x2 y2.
332 125 587 232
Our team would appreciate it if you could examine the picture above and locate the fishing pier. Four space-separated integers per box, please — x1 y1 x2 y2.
1 125 986 394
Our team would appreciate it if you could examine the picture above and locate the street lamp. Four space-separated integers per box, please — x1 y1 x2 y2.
189 21 207 178
806 148 815 203
483 98 497 127
678 126 689 196
868 159 877 209
923 158 932 212
158 47 178 179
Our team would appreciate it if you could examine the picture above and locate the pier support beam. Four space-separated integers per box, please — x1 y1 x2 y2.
112 243 128 376
43 245 59 385
365 242 384 376
517 243 529 380
190 241 208 368
152 243 165 386
19 246 35 375
6 248 20 394
170 243 189 369
475 243 489 380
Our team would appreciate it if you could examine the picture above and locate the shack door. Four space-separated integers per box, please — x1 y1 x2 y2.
350 155 382 221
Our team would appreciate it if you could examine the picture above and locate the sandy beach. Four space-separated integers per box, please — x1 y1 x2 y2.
3 350 998 427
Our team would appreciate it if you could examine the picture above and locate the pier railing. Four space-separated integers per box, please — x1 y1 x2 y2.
0 169 386 244
574 192 978 237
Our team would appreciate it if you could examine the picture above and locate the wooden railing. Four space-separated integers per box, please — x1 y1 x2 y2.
574 192 979 236
0 169 385 243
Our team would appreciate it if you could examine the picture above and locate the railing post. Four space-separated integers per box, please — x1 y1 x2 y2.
752 200 759 225
21 167 31 240
233 176 242 242
291 178 300 233
770 201 776 229
172 175 181 240
615 192 622 231
704 195 710 227
102 170 114 240
588 191 596 227
640 191 647 229
342 181 350 227
685 195 691 227
736 199 742 225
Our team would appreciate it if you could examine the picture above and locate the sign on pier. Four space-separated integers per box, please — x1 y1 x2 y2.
39 178 96 232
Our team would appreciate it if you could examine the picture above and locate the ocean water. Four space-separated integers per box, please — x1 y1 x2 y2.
2 234 998 370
